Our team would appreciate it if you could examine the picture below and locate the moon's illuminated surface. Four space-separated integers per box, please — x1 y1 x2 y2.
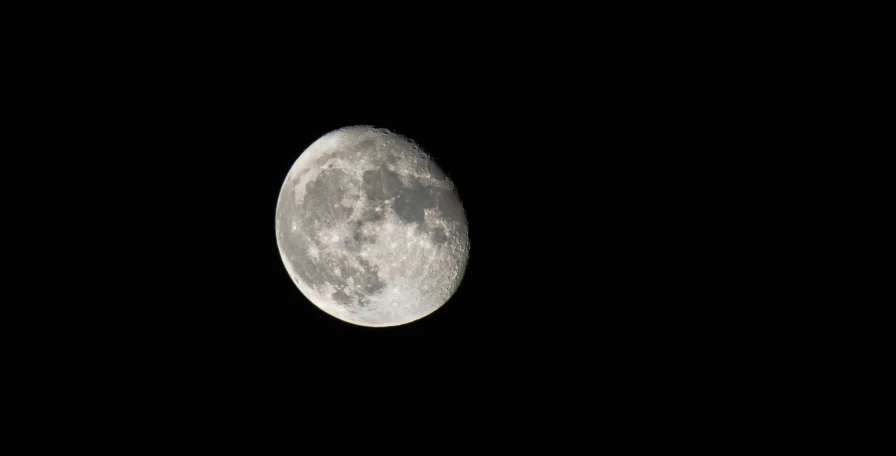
275 126 469 327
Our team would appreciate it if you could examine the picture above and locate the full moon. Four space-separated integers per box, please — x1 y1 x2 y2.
275 126 470 327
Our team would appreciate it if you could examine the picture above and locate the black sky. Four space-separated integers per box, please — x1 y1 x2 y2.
30 25 761 401
112 68 722 363
8 6 836 443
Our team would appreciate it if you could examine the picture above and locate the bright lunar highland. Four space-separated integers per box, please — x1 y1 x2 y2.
275 126 469 327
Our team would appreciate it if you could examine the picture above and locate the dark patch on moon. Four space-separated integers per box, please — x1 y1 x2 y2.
431 187 465 227
427 159 447 181
351 257 385 297
332 289 354 306
342 221 377 252
302 169 355 227
360 207 384 223
384 151 400 165
393 179 429 225
392 179 465 230
430 227 448 244
363 168 403 201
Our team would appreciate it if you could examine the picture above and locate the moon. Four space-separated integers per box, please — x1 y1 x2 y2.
275 126 470 327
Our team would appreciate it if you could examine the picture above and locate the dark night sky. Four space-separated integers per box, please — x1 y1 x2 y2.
114 68 724 365
37 29 756 401
11 7 827 443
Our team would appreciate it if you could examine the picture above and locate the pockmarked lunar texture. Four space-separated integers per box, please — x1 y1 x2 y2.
275 126 469 327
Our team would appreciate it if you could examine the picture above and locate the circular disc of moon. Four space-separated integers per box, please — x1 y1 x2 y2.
275 126 469 327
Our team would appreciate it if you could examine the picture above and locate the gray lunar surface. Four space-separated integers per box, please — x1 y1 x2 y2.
275 126 469 327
